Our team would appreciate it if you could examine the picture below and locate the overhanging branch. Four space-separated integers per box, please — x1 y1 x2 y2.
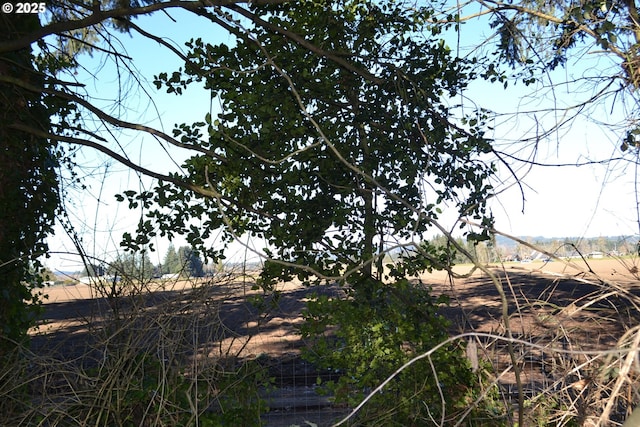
0 0 289 53
8 122 273 219
0 73 228 163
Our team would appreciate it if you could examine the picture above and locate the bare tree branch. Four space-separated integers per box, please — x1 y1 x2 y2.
0 73 228 164
0 0 289 53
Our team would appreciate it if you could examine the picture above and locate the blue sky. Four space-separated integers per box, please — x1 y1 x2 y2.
44 6 640 271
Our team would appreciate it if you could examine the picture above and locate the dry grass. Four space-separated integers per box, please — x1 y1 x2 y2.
335 257 640 426
2 272 278 426
2 258 639 426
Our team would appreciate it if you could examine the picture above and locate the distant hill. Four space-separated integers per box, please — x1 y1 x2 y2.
494 235 636 256
496 234 634 246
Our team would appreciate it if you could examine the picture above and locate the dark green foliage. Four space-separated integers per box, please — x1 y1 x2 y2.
0 14 60 352
161 244 205 277
301 279 476 425
145 0 495 286
129 2 499 421
161 244 181 274
177 246 205 278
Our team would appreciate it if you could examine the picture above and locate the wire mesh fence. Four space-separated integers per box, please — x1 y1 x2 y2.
2 258 639 426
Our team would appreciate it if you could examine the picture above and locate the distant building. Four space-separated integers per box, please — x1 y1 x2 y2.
77 276 120 285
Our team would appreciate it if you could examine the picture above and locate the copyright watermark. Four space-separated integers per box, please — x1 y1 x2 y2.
2 2 47 13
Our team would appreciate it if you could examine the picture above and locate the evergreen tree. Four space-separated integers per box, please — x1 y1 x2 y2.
109 251 154 281
177 246 204 278
162 244 181 274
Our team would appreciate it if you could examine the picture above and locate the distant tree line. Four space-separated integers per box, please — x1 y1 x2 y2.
82 245 205 280
510 236 636 259
415 235 637 267
391 235 488 268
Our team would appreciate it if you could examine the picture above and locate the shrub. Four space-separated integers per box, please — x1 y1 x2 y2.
301 278 479 426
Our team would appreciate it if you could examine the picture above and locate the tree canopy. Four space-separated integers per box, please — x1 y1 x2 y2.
2 0 640 424
145 0 496 290
161 244 181 275
457 0 640 155
162 244 204 277
3 0 639 347
1 0 635 260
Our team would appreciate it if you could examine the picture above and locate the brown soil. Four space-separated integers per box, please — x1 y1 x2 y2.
38 258 639 338
29 258 640 426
